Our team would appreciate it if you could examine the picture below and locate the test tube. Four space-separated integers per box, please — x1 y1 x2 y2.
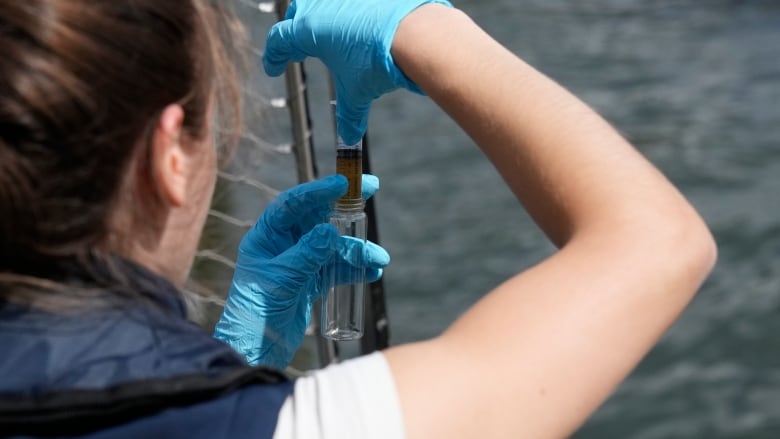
321 137 367 340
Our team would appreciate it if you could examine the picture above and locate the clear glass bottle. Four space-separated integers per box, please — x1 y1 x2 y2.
322 209 367 340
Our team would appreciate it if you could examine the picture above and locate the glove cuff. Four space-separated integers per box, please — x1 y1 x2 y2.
381 0 455 96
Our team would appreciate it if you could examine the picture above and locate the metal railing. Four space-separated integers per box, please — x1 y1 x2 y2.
191 0 389 373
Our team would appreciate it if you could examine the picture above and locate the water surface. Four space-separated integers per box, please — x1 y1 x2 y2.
211 1 780 437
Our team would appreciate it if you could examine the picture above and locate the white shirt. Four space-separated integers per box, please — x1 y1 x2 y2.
273 352 405 439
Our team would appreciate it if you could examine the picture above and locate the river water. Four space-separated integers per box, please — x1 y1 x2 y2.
215 1 780 437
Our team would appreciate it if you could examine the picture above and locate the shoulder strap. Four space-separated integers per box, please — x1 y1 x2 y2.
0 366 288 437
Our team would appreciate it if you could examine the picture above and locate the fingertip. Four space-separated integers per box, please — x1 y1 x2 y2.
335 118 367 147
362 174 379 187
361 174 379 199
364 241 391 267
366 268 384 283
262 56 287 77
334 93 369 146
263 20 297 77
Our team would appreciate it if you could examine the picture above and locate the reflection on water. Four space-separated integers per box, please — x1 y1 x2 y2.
197 0 780 436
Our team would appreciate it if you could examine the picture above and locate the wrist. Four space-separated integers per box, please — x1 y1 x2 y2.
391 5 472 92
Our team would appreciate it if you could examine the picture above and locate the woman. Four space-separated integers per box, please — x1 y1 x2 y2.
0 0 716 438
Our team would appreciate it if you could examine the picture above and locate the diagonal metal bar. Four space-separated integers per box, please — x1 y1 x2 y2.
208 210 255 229
218 171 281 196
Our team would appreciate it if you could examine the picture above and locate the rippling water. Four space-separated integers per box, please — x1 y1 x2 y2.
222 1 780 436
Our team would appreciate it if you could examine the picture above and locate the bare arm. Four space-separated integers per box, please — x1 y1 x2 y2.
383 5 717 438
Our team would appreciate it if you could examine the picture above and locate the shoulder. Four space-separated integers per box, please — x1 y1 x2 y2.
123 352 403 439
273 352 404 439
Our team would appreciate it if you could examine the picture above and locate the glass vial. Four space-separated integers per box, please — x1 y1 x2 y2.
322 209 367 340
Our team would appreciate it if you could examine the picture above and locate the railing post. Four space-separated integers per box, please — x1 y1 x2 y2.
275 0 337 367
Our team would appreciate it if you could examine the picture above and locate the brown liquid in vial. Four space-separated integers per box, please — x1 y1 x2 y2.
336 149 363 205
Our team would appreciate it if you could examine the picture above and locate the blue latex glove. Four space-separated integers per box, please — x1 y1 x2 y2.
213 175 390 369
263 0 454 145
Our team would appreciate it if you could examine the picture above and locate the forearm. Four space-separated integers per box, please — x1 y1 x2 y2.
392 6 694 246
386 6 716 438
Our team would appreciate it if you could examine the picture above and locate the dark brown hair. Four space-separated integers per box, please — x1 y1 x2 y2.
0 1 243 287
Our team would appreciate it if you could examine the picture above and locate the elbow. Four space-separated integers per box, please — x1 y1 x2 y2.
585 198 718 300
684 217 718 290
691 220 718 280
648 205 718 297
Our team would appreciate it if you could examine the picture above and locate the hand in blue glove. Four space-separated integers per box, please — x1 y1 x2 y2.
213 175 390 369
263 0 454 145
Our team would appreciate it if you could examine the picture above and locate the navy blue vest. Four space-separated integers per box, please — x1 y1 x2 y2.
0 259 295 438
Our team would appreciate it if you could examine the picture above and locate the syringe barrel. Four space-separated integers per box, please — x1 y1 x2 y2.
335 137 363 212
322 209 367 340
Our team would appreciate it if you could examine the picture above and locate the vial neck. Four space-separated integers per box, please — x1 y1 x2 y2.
334 199 365 213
